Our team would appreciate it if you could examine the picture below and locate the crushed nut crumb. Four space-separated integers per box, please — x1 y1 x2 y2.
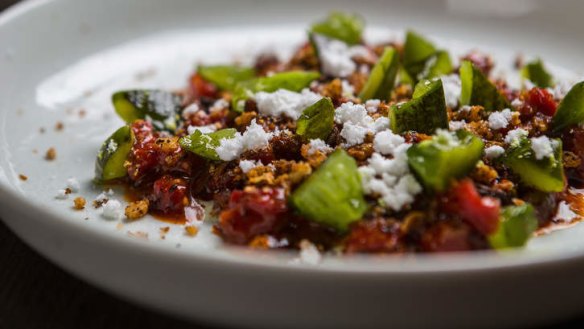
159 226 170 239
55 121 64 131
18 174 28 181
45 147 56 161
184 225 199 237
127 231 149 240
73 197 86 210
124 199 149 220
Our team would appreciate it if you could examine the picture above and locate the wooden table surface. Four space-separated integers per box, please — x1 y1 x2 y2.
1 1 584 328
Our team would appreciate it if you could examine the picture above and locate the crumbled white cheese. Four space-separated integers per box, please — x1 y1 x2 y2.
511 98 523 108
215 119 273 161
181 103 199 119
435 129 461 147
373 130 405 155
102 199 123 220
209 99 229 113
239 159 261 173
307 139 333 155
335 102 387 146
55 189 68 200
459 105 472 112
94 192 109 203
554 201 578 222
341 80 355 98
312 34 368 78
504 128 528 146
485 145 505 159
488 108 514 130
66 177 80 193
365 99 381 113
530 135 554 160
254 88 322 120
298 240 322 265
106 139 118 153
359 145 422 212
440 74 462 109
449 120 466 131
187 124 216 135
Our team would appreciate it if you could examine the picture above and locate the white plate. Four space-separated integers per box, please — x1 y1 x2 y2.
2 0 584 328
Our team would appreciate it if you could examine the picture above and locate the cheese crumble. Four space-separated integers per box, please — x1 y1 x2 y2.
530 135 554 160
488 108 513 130
485 145 505 159
312 34 368 78
254 88 322 120
216 119 273 161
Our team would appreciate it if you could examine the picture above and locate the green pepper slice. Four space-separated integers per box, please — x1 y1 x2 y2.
358 47 399 101
521 59 553 89
290 149 367 232
550 81 584 134
459 61 510 112
488 204 538 249
94 126 133 182
310 11 364 45
197 65 256 91
112 90 182 131
232 71 321 112
407 130 484 192
503 138 565 192
390 79 448 134
296 98 335 141
179 128 237 161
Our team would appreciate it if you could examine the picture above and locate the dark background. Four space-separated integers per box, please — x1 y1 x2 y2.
0 0 583 328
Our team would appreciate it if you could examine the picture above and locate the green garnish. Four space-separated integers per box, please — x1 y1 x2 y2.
94 126 133 182
521 59 553 89
459 60 510 112
310 11 364 45
389 79 448 134
112 90 182 131
296 98 335 141
407 130 484 192
488 204 538 249
503 137 565 192
358 47 399 101
179 128 237 161
402 31 453 83
550 81 584 134
232 71 321 112
290 149 367 232
197 65 256 91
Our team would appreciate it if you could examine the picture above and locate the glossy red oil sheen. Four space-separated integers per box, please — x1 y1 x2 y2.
446 179 501 235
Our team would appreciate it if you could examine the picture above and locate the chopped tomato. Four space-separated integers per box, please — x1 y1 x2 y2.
150 175 189 214
526 87 557 116
218 187 288 244
421 222 471 252
446 179 501 235
344 218 403 253
189 73 218 99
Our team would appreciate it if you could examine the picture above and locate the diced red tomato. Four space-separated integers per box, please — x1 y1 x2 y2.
344 218 403 253
218 187 288 244
150 175 189 214
189 73 218 99
526 87 557 116
446 179 501 235
421 222 472 252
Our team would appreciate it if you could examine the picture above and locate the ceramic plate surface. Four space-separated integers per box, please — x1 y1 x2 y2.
2 1 584 328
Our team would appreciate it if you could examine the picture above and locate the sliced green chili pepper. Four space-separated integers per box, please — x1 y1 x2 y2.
296 98 335 141
402 31 453 83
197 65 256 91
232 71 321 112
521 59 553 89
112 90 182 131
290 149 367 232
390 79 448 134
503 138 565 192
94 126 133 182
459 61 510 112
358 47 399 101
310 11 364 45
550 81 584 134
407 130 484 192
179 128 237 161
488 204 538 249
